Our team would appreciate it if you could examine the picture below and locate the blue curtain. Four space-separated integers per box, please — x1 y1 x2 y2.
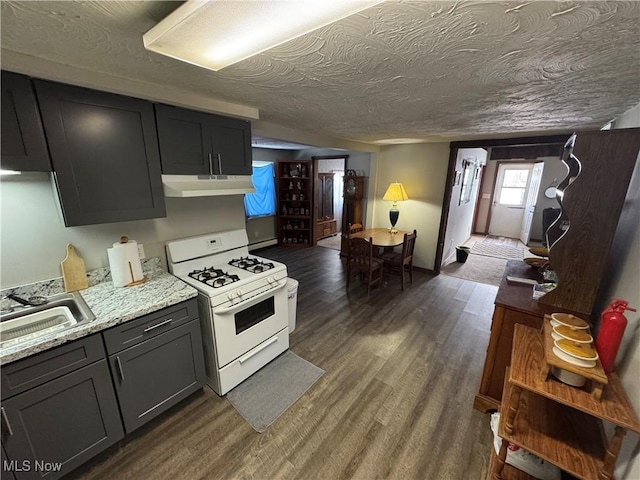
244 163 276 217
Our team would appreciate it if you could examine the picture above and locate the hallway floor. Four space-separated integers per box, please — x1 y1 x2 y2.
440 235 541 286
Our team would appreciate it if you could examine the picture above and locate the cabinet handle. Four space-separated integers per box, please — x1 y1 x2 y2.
1 407 13 436
208 153 213 176
115 356 125 381
143 318 173 333
217 154 222 175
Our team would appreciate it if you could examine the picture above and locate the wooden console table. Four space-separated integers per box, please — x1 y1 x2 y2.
489 324 640 480
474 261 579 413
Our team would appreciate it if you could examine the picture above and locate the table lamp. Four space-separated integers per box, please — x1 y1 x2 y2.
383 182 408 234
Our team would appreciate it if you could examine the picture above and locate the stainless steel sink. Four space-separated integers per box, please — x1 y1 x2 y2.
0 292 95 348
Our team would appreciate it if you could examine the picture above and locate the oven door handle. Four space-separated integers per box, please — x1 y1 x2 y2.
213 279 288 315
238 336 278 364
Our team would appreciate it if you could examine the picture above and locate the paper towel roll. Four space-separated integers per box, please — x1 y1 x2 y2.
108 238 143 287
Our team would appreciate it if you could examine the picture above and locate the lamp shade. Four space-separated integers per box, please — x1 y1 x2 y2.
383 183 409 202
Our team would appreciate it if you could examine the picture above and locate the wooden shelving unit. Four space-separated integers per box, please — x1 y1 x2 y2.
489 325 640 480
276 160 313 247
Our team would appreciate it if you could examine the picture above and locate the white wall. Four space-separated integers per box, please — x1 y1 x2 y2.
0 173 246 288
608 103 640 480
530 157 567 241
373 143 450 271
442 148 487 263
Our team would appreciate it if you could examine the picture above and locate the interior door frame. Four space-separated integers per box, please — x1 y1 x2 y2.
311 155 348 243
434 134 570 274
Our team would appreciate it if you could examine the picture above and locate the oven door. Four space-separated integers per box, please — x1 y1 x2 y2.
211 279 288 367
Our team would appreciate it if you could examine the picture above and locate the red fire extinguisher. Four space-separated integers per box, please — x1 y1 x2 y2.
595 299 637 374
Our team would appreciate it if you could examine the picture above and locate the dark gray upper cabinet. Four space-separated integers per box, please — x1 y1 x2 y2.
33 80 166 227
155 103 252 176
1 71 51 172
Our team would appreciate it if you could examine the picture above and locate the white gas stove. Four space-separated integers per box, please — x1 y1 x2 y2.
167 230 289 395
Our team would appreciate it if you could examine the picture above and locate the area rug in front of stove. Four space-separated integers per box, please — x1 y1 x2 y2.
226 351 325 433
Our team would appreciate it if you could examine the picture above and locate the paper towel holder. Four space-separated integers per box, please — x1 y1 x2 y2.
121 236 148 287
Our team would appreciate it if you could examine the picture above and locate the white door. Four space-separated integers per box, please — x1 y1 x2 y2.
489 163 534 238
519 162 544 245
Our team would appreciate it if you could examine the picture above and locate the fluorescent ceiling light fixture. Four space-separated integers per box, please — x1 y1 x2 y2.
0 170 22 176
373 138 427 145
143 0 383 71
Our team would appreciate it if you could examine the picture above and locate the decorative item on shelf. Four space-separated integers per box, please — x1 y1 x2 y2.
301 165 307 177
289 181 293 189
544 178 558 199
523 257 547 270
529 246 549 257
540 317 608 397
383 182 409 234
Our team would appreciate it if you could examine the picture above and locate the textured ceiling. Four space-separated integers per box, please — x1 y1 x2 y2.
1 1 639 144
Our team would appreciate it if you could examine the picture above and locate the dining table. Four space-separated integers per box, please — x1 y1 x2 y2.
349 228 409 248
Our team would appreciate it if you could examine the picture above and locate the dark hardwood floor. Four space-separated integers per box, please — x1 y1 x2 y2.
70 245 497 480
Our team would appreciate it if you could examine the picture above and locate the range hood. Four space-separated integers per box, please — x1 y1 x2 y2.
162 175 255 197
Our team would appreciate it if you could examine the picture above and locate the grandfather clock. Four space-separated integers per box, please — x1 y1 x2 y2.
340 170 366 256
343 170 365 230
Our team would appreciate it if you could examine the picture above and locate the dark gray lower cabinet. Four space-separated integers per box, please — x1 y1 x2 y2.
2 443 16 480
108 318 205 433
1 360 123 479
103 299 204 433
0 299 204 478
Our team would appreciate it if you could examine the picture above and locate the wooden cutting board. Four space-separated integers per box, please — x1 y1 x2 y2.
61 244 88 292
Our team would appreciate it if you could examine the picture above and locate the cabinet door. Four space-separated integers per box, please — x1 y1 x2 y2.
1 71 51 172
209 115 252 175
34 80 166 226
1 360 124 480
109 319 205 434
155 104 212 175
1 443 16 480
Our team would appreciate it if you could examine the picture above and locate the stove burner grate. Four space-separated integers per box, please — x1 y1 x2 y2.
188 267 240 288
228 256 275 274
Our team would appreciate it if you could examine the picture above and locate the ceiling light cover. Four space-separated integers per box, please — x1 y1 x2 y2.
143 0 383 71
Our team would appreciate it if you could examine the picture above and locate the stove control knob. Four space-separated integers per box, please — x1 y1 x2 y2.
227 293 235 300
236 289 243 297
267 276 275 284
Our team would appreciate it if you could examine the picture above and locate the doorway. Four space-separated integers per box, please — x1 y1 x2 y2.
313 155 347 250
489 163 535 238
434 135 569 275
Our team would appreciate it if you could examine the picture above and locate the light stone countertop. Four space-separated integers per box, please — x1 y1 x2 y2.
0 259 198 365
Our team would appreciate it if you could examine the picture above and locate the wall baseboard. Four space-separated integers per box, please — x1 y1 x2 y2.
248 239 278 251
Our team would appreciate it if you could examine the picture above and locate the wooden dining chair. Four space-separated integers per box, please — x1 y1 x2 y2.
348 222 364 235
346 236 384 298
380 230 417 290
